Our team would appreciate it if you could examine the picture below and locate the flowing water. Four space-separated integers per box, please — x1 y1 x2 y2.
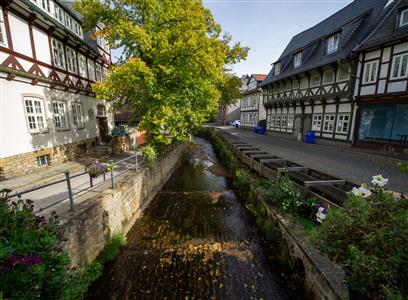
86 137 288 299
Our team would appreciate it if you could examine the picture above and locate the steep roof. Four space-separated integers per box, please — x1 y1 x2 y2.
262 0 389 86
356 0 408 51
254 74 267 81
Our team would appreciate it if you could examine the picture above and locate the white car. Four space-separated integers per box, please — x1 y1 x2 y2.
232 120 240 126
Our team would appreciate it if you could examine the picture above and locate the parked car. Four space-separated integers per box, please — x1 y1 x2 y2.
232 120 240 126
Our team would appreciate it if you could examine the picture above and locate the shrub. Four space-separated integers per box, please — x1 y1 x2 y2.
312 183 408 298
233 169 252 195
0 191 73 299
142 145 157 169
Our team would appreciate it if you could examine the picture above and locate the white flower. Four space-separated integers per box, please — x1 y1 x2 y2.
316 207 327 223
371 175 389 187
351 186 372 198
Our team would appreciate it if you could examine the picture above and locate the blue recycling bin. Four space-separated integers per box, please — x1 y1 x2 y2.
254 126 259 133
235 123 239 128
305 131 315 144
259 127 266 135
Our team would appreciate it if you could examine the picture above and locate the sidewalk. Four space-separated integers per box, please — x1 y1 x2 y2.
217 126 408 193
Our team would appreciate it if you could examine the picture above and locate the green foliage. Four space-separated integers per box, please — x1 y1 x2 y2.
0 192 73 299
142 145 157 169
75 0 248 149
233 169 252 194
312 191 408 298
98 233 127 263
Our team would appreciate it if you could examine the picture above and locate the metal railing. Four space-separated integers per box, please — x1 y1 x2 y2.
6 152 145 214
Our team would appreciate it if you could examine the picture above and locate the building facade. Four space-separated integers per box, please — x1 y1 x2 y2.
261 0 387 143
0 0 113 179
240 74 266 128
354 0 408 149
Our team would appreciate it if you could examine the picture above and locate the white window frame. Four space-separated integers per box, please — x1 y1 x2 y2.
294 52 302 68
310 75 321 87
281 115 288 128
41 0 50 12
24 97 47 133
312 114 322 131
87 59 96 81
337 65 350 81
336 114 350 134
78 54 88 78
362 61 379 84
287 115 294 129
72 103 84 128
399 8 408 27
95 64 102 81
390 53 408 80
0 9 7 47
270 115 276 128
52 100 69 130
275 115 281 128
52 39 65 69
275 63 281 76
323 70 335 84
327 33 340 55
37 155 49 167
323 114 335 132
54 4 64 23
66 47 78 74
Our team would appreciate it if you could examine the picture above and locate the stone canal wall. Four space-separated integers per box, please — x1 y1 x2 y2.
59 143 188 270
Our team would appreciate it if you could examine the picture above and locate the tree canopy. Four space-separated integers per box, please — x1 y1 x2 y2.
75 0 248 150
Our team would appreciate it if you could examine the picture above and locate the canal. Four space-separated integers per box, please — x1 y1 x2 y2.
86 137 289 299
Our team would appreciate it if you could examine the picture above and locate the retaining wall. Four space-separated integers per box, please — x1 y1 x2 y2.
58 143 188 270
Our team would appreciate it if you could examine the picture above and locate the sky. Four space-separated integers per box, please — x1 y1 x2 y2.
202 0 354 76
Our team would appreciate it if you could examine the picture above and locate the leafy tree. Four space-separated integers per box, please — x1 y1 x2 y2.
75 0 248 151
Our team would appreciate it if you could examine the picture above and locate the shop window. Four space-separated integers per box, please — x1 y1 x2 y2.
281 115 288 128
359 104 408 142
287 115 294 128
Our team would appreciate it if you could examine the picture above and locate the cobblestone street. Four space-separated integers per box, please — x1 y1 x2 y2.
218 127 408 194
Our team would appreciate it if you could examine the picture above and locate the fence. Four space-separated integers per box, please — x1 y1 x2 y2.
6 152 145 214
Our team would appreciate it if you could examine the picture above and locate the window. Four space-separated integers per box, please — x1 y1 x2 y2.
281 115 288 128
24 97 47 133
399 9 408 27
0 9 6 46
337 65 350 81
52 39 65 69
87 60 95 81
336 114 350 134
358 104 408 142
312 114 322 131
323 114 335 132
292 80 299 90
52 101 68 129
276 115 281 128
41 0 50 12
327 33 340 54
74 22 82 37
294 52 302 68
65 13 73 31
323 70 334 84
275 63 281 76
391 53 408 79
287 115 294 129
66 47 78 74
363 61 378 84
78 54 87 78
95 64 102 81
72 103 84 128
54 5 64 23
270 115 276 128
37 155 50 167
310 75 321 87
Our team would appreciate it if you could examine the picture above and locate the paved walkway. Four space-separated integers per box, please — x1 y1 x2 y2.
217 126 408 194
0 152 143 213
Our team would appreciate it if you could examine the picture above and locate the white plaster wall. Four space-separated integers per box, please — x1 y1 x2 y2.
393 42 408 54
365 50 381 60
338 103 351 113
378 80 386 94
0 78 103 158
325 104 336 113
33 27 52 64
380 64 388 78
360 85 376 95
314 105 323 113
9 13 32 58
382 47 391 62
387 81 407 93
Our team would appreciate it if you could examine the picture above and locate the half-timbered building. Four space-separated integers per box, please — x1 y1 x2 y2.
354 0 408 149
0 0 113 179
240 74 266 128
261 0 386 143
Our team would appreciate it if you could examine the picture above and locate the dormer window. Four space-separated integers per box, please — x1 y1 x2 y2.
275 63 281 76
294 52 302 68
399 9 408 27
327 33 340 55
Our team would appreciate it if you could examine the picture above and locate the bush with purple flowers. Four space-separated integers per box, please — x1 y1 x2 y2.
0 189 73 299
86 161 108 178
